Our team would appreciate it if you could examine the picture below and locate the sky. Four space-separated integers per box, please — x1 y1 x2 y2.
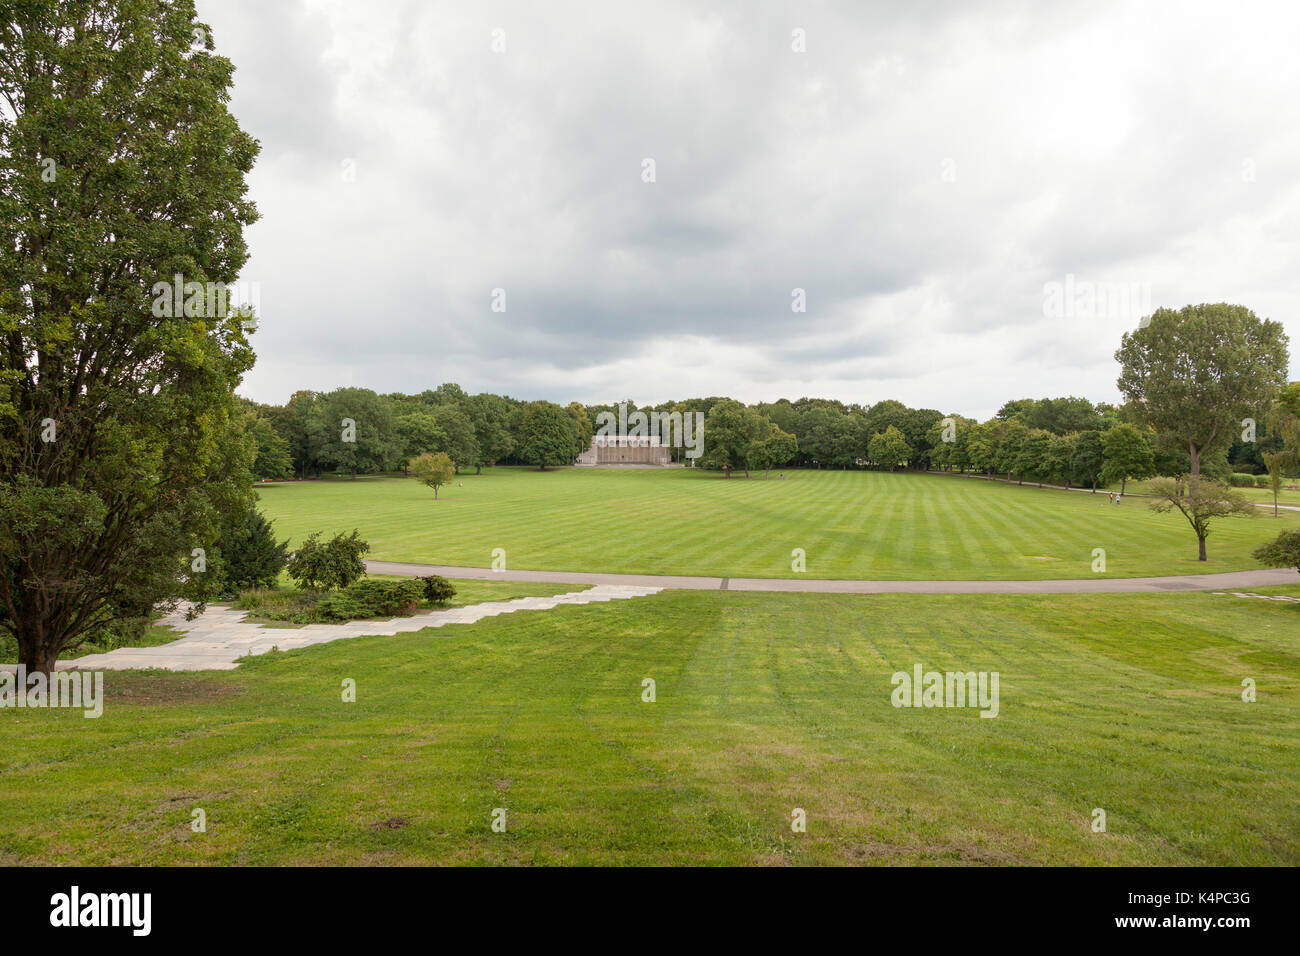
197 0 1300 420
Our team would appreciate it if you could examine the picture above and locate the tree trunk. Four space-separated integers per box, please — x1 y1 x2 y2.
476 465 482 475
18 635 61 678
1121 477 1127 494
1189 442 1201 480
1198 534 1207 561
434 486 439 499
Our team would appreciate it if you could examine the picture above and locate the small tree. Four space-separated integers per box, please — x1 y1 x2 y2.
216 504 289 596
1147 476 1254 561
1253 529 1300 577
286 530 370 590
410 452 456 499
1100 423 1155 494
1260 451 1287 518
420 575 458 606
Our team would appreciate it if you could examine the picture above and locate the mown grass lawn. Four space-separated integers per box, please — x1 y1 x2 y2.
254 468 1300 580
2 588 1297 865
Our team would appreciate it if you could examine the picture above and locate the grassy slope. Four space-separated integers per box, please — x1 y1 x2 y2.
254 468 1300 580
2 588 1297 865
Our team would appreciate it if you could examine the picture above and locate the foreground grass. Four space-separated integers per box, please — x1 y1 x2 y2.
2 588 1296 865
254 468 1299 580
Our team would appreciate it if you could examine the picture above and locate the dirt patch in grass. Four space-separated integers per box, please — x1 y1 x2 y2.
846 841 1024 865
102 673 245 706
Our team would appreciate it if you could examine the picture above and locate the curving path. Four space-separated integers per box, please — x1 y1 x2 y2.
367 560 1299 595
11 585 661 672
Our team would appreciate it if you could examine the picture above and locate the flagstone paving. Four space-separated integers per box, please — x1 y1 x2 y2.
16 585 661 672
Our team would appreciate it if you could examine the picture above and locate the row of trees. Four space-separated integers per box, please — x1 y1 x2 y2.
241 383 1297 491
242 386 591 479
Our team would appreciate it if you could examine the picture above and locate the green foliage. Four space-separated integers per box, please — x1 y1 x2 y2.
1253 529 1300 574
868 425 912 472
1117 304 1290 476
1147 476 1256 561
1229 472 1259 487
419 575 457 606
395 412 444 465
518 401 579 470
409 451 456 498
0 0 260 672
1100 423 1156 492
1070 430 1106 489
318 579 424 620
215 504 288 597
285 530 370 591
246 414 293 480
698 399 759 476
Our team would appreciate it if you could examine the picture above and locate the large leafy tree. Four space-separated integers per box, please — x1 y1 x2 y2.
245 413 292 480
466 392 514 473
517 401 576 470
1100 423 1156 494
868 425 912 473
698 399 766 477
0 0 259 673
428 404 479 474
1116 304 1290 479
316 387 401 478
1070 430 1106 490
395 412 444 470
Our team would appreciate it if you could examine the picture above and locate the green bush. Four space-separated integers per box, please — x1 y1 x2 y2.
1228 473 1258 487
286 529 370 591
319 579 424 621
233 588 329 625
420 575 457 606
216 504 288 597
1254 529 1300 574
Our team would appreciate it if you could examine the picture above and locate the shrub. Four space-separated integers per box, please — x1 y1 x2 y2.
1228 473 1258 487
233 588 329 625
286 530 370 591
1254 529 1300 574
217 504 289 596
420 575 457 606
320 579 424 620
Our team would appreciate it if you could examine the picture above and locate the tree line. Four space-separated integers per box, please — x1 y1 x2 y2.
241 381 1298 489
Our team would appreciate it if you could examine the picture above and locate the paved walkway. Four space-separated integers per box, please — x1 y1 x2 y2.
367 560 1300 594
15 585 661 673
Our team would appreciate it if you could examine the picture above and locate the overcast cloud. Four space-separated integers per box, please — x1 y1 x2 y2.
197 0 1300 419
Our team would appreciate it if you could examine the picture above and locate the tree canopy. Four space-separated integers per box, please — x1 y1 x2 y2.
0 0 259 673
